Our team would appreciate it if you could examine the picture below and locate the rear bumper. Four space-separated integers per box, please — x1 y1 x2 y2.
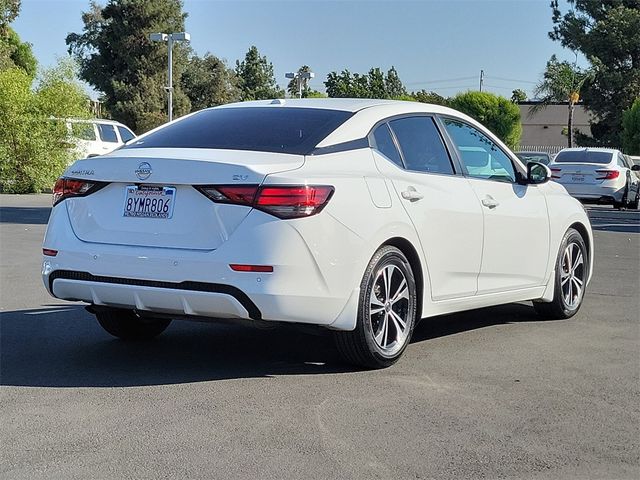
560 184 625 203
42 204 366 330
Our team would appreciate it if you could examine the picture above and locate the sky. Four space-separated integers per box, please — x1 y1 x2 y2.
13 0 586 100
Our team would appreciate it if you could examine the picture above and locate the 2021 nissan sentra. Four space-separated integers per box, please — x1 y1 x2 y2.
42 99 594 368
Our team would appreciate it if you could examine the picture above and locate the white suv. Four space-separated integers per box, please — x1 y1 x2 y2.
66 119 136 159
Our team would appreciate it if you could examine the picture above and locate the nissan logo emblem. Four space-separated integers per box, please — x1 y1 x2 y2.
135 162 152 180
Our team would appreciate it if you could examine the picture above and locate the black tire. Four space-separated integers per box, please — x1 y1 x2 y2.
534 228 587 320
95 308 171 340
629 188 639 210
614 182 629 210
333 246 417 369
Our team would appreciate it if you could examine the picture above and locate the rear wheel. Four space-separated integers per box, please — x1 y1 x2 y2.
333 246 417 369
534 228 587 319
629 187 639 210
95 308 171 340
614 182 629 210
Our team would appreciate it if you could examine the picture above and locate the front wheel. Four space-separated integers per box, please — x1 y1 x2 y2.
95 308 171 340
333 246 417 369
534 228 587 319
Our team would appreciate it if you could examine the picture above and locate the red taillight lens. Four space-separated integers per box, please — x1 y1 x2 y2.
196 185 334 219
53 178 102 206
42 248 58 257
550 167 562 179
595 170 620 180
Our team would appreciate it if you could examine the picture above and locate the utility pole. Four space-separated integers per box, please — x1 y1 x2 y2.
150 32 191 122
285 70 315 98
479 69 484 92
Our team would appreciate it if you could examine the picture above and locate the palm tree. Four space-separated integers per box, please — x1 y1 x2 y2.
531 55 595 147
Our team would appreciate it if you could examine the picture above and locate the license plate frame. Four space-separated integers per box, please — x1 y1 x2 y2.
123 185 176 219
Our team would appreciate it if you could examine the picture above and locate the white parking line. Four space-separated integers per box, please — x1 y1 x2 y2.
24 309 76 315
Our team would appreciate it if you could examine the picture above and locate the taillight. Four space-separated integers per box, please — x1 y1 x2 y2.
196 185 334 219
550 167 562 179
595 170 620 180
52 178 105 206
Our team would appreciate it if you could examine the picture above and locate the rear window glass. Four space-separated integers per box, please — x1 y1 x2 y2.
124 107 353 155
70 123 96 141
516 152 550 165
554 150 613 164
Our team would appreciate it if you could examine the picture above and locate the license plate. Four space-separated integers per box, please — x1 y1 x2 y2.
571 175 585 182
123 185 176 219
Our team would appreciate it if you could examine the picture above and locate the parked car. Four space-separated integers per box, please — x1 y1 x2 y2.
66 118 136 159
42 99 594 368
516 151 552 165
549 148 640 209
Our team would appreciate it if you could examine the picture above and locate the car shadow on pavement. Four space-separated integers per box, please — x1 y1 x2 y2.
0 303 551 388
0 206 51 224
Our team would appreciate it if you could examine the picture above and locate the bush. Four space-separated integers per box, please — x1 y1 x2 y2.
449 91 522 150
622 98 640 155
0 60 90 193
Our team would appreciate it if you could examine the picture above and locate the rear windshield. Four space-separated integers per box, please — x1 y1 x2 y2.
554 150 613 164
124 107 353 155
516 152 550 165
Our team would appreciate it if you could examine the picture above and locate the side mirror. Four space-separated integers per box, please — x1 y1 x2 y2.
631 164 640 171
526 161 551 185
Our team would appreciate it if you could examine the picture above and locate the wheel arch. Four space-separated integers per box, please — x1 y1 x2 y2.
381 237 425 321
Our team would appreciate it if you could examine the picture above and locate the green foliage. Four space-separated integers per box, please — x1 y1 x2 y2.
181 53 240 110
66 0 191 133
449 91 522 149
550 0 640 146
325 67 407 99
235 46 283 101
511 89 527 103
622 97 640 155
533 55 593 105
0 0 20 29
411 89 449 106
305 90 327 98
0 26 36 78
0 60 91 193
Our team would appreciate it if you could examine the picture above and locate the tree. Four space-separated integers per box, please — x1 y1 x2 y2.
0 0 20 29
622 97 640 155
532 55 594 147
324 67 407 99
550 0 640 146
66 0 191 133
235 46 283 101
511 89 527 103
0 26 36 77
449 91 522 149
0 59 91 193
182 53 240 110
411 89 448 106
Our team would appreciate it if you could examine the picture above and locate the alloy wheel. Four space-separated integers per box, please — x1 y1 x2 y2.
560 242 585 309
369 264 411 356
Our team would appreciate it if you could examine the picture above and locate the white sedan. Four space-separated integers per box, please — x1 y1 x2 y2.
549 147 640 209
42 99 594 368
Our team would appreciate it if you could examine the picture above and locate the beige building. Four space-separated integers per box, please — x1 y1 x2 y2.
519 102 592 150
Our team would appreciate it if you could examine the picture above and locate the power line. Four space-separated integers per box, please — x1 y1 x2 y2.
404 76 477 86
485 75 538 85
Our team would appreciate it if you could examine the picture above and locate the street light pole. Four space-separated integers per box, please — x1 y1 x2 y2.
150 31 190 123
285 70 315 99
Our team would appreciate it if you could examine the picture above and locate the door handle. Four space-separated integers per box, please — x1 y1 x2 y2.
401 187 424 202
481 196 499 209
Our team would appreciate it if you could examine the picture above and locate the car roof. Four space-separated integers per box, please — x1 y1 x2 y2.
214 98 453 114
517 151 550 155
66 118 131 128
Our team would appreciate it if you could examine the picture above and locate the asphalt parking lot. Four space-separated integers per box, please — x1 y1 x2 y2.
1 194 638 480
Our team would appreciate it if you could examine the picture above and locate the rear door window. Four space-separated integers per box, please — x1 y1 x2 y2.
388 116 454 175
97 123 119 143
117 126 135 143
372 123 403 168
